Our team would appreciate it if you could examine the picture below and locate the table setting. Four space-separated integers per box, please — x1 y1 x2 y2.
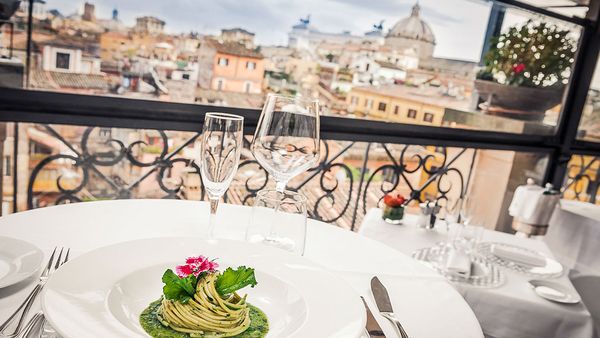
359 182 595 338
0 93 484 338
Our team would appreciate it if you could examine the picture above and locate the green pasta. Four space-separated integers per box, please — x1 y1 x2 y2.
157 273 251 337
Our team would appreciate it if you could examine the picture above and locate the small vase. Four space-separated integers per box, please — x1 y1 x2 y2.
382 205 404 224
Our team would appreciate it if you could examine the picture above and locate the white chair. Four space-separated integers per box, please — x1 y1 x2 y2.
570 271 600 338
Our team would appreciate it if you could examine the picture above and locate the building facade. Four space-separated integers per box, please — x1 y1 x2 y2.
197 39 264 94
346 85 469 125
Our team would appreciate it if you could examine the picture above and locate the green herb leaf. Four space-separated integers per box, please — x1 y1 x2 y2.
215 266 257 296
161 269 197 303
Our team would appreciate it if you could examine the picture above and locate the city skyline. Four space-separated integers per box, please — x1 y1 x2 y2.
46 0 491 62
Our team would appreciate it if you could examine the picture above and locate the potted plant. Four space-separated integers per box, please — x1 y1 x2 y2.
475 20 576 120
382 193 406 224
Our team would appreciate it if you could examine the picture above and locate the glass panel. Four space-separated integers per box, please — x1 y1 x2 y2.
0 122 548 232
578 58 600 141
0 1 584 135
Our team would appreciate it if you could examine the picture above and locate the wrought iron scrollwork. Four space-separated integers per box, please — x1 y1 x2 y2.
26 125 475 231
361 144 469 216
562 155 600 203
27 125 202 208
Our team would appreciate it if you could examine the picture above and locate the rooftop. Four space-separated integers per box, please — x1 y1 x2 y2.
352 84 469 110
205 39 263 59
30 70 110 90
221 28 255 36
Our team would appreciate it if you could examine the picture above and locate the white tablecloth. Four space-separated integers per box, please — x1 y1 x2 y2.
546 200 600 276
0 200 483 338
360 208 594 338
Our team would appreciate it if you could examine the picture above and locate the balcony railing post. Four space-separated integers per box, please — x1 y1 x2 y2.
350 142 371 231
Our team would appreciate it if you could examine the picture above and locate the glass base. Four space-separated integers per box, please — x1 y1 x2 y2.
248 234 303 255
383 218 403 225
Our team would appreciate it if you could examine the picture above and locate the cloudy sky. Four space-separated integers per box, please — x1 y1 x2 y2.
45 0 555 62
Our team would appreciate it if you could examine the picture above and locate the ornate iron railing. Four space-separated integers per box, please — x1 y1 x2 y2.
562 154 600 203
18 123 476 230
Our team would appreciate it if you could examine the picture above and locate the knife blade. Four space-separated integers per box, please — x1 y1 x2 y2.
371 276 410 338
361 296 386 337
371 276 394 313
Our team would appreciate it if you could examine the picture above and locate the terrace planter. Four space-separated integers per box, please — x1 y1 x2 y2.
474 80 564 120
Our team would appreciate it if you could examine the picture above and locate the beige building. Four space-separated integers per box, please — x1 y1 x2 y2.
134 16 165 35
346 85 469 125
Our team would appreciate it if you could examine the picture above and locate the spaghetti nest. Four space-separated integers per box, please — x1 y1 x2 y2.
157 273 251 337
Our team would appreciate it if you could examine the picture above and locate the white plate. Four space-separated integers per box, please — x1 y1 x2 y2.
528 279 581 304
41 237 365 338
477 242 563 278
0 236 44 288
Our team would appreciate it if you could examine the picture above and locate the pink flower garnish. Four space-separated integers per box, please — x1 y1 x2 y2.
175 264 193 278
175 256 219 278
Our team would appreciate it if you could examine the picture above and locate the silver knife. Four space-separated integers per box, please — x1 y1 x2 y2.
362 296 386 337
371 277 410 338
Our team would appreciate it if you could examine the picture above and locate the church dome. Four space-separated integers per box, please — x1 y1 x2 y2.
387 3 435 44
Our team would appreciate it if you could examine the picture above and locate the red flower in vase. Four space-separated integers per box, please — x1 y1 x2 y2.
383 194 406 207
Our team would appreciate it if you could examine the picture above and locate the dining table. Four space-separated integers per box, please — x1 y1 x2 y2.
0 199 483 338
359 208 595 338
546 199 600 276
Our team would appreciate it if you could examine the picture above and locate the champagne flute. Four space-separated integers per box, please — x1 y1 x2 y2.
251 94 320 192
199 113 243 238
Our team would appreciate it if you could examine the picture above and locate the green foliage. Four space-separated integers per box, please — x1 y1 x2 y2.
215 266 257 296
161 269 197 304
479 20 576 88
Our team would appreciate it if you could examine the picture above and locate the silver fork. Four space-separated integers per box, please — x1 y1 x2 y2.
0 247 70 338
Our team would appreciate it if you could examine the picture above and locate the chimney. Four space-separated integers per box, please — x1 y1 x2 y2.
82 2 96 22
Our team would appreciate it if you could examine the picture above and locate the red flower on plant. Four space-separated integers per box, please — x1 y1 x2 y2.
512 63 526 74
383 193 406 207
175 255 219 278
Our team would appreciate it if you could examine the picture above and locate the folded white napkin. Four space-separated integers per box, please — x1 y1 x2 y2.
491 244 546 267
445 249 472 278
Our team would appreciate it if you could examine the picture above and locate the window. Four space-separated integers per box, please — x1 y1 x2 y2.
394 106 400 115
244 81 251 93
378 102 387 112
246 61 256 70
216 79 224 91
423 112 434 123
218 57 229 66
365 99 373 109
182 74 190 80
55 52 70 70
407 109 417 119
350 96 358 105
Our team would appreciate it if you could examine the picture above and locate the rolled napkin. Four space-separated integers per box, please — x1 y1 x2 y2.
445 249 472 278
491 244 546 267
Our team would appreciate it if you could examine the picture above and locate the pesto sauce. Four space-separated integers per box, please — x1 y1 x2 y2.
139 299 269 338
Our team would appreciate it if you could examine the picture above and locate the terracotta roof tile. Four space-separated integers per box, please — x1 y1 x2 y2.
204 39 263 59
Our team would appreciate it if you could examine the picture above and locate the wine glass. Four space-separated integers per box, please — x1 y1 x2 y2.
251 94 320 192
246 189 307 255
199 113 243 238
454 196 483 254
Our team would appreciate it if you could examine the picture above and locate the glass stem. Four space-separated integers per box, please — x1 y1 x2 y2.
269 180 288 238
207 198 219 239
275 180 287 193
